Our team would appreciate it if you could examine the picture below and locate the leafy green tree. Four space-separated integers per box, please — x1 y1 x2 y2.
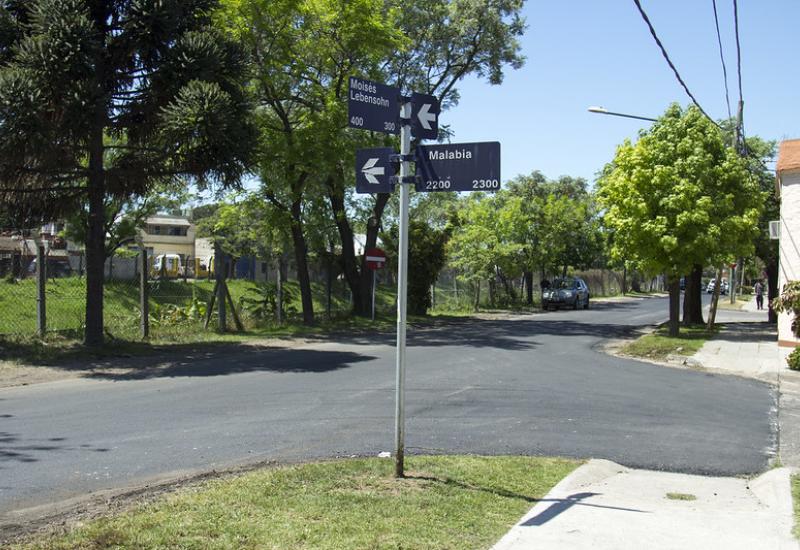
384 219 449 315
218 0 402 325
0 1 254 345
330 0 526 317
447 192 524 308
504 172 603 303
597 104 762 336
744 137 779 323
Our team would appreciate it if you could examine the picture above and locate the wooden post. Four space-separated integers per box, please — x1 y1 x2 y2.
214 242 226 332
36 243 46 337
140 249 149 339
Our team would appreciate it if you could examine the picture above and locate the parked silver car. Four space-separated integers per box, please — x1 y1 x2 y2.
706 279 729 295
542 277 590 310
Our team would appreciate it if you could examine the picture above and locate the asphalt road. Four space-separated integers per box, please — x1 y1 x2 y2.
0 295 777 518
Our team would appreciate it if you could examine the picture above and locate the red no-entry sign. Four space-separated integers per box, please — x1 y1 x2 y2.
365 247 387 270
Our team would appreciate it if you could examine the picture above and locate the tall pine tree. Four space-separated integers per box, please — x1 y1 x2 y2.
0 0 254 345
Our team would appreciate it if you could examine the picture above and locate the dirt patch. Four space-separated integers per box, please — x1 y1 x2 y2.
0 337 325 389
0 361 83 388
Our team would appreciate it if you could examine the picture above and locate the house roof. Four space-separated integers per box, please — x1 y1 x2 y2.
777 139 800 173
146 215 192 227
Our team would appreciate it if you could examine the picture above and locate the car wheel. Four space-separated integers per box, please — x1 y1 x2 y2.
572 298 579 310
584 297 590 309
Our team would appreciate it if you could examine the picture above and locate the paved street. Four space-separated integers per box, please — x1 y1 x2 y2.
0 296 776 519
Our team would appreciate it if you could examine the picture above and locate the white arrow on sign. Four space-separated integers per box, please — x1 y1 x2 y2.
417 103 436 130
361 157 385 185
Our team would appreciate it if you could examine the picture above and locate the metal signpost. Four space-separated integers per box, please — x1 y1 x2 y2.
350 77 500 478
365 247 387 321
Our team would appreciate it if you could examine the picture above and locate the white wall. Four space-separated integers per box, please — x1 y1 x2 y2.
779 170 800 346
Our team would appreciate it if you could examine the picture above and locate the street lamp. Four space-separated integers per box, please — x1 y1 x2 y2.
587 106 657 122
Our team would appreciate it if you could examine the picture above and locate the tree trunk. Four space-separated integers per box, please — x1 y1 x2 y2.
766 258 778 324
474 280 480 312
622 266 627 295
289 200 314 325
84 136 106 347
328 176 391 317
707 268 723 329
524 270 533 305
667 276 680 337
682 264 704 325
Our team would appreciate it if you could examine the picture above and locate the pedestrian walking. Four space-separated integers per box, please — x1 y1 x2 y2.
755 280 765 310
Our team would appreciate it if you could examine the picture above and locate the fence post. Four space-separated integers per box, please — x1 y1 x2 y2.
36 242 46 337
215 241 226 331
140 248 149 339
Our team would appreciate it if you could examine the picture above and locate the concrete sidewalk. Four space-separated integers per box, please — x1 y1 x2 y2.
492 460 797 550
692 300 783 383
494 295 800 549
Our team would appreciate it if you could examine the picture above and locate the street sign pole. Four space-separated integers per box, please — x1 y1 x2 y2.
395 100 411 478
372 269 376 321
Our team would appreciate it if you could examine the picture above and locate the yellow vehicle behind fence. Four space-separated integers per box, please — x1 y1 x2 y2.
194 256 213 279
151 254 183 278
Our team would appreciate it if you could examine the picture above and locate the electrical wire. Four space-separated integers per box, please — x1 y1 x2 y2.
631 0 722 128
733 0 743 105
711 0 732 120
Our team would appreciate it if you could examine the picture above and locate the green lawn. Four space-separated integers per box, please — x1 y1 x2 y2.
621 324 716 360
12 456 580 550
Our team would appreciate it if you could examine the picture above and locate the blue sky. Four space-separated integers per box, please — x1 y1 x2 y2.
445 0 799 185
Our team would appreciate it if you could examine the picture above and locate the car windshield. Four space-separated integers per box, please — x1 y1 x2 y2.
552 278 575 289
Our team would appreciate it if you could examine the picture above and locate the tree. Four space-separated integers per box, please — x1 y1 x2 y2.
0 1 254 345
218 0 402 325
447 192 523 308
383 219 449 315
329 0 526 317
597 104 762 336
745 137 779 323
504 172 603 303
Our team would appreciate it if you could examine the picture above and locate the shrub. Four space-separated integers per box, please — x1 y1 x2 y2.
773 281 800 338
788 348 800 371
740 285 753 295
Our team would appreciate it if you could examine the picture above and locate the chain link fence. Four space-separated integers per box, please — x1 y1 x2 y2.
0 252 362 341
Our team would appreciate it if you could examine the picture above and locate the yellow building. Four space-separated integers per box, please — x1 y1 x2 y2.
140 215 196 264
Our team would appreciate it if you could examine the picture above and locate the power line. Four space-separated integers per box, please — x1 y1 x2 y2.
711 0 732 120
631 0 721 128
733 0 743 104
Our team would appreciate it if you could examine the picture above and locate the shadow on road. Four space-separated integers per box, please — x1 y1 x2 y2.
79 347 379 381
0 430 110 467
0 300 659 382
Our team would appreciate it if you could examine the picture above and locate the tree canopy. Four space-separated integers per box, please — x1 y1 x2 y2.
597 104 763 334
0 0 255 344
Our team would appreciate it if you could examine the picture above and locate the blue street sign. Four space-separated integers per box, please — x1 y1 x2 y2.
355 147 395 193
415 142 501 192
410 92 439 140
348 77 400 135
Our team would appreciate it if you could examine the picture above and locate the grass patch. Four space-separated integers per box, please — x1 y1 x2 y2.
665 492 697 501
13 455 580 550
621 324 716 360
